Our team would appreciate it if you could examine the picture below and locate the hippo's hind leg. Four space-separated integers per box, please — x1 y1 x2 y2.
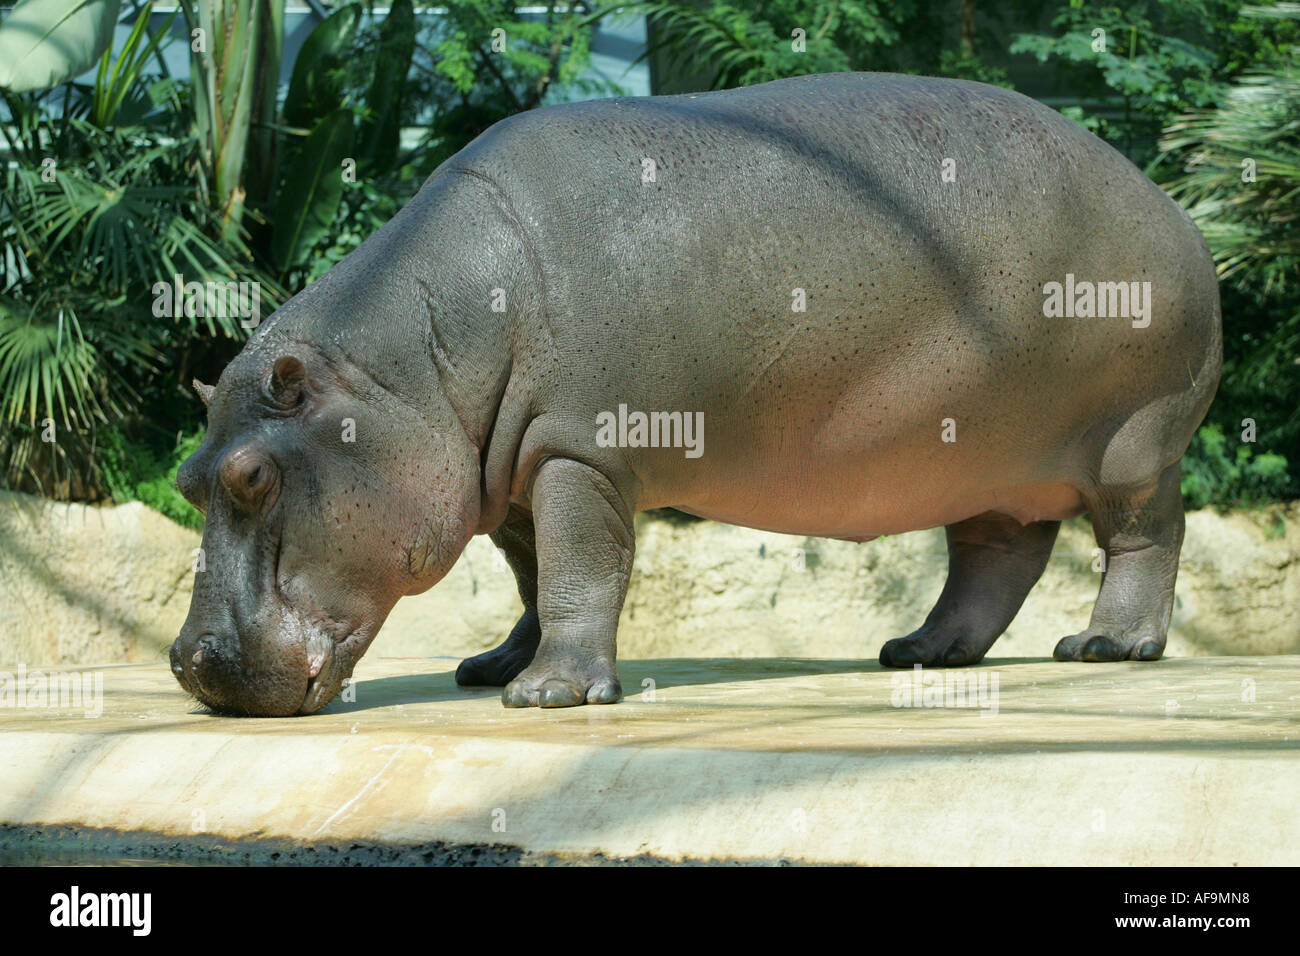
455 505 541 687
1054 460 1184 662
880 512 1060 668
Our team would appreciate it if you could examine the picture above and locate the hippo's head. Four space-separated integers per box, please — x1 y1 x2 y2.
169 340 481 715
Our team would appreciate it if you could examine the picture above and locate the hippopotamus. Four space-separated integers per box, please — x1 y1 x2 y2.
170 71 1221 715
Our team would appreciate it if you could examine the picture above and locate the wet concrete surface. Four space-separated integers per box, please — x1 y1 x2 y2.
1 655 1296 864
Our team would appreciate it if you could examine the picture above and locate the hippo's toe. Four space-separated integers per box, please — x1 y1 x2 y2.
880 635 940 667
538 679 583 708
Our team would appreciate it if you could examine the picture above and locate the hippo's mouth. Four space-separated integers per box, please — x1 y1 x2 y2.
298 622 371 714
271 539 369 715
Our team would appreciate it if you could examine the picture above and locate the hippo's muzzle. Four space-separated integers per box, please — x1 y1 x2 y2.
170 607 363 716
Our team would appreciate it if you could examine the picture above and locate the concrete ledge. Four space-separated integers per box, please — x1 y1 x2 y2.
1 656 1296 865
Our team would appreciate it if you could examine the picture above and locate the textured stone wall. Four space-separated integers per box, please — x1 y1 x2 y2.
1 490 1296 667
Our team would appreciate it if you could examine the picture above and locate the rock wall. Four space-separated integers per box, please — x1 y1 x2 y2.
1 490 1296 667
0 493 196 667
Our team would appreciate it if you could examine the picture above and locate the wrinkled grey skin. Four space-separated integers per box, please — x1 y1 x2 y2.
171 72 1221 715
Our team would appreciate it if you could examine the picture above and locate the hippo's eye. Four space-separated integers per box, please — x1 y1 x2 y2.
265 355 307 411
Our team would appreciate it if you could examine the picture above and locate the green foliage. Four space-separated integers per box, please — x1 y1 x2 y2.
1158 3 1300 505
1181 424 1292 509
1160 58 1300 293
623 0 917 89
97 424 206 528
184 0 276 234
937 47 1012 87
91 4 176 127
1010 2 1226 163
400 1 621 170
0 0 123 93
270 108 356 272
282 2 362 128
264 0 419 280
357 0 417 174
0 17 274 497
633 1 850 88
621 0 1013 90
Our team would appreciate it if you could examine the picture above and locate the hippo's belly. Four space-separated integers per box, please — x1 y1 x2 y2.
656 427 1088 538
671 477 1087 539
627 345 1092 537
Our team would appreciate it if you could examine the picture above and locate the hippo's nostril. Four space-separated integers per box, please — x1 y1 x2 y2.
190 633 224 672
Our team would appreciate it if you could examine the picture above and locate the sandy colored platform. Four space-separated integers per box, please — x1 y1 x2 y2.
0 656 1296 865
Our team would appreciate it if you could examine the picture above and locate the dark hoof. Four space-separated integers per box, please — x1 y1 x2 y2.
539 679 584 708
502 664 622 708
502 679 534 708
1054 630 1166 662
1137 640 1164 661
1082 634 1126 661
879 636 938 668
880 629 988 668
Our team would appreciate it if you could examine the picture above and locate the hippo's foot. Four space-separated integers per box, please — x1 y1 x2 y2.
880 513 1061 669
1053 628 1165 662
456 608 541 687
502 655 622 708
879 625 993 667
1054 461 1184 664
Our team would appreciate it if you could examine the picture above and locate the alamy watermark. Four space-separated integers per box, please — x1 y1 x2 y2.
1042 274 1152 328
50 886 150 936
152 274 261 328
0 664 103 718
890 664 999 716
596 403 704 458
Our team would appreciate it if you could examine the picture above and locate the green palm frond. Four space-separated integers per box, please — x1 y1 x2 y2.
0 298 109 427
623 0 773 89
1159 3 1300 395
0 50 280 498
1161 32 1300 289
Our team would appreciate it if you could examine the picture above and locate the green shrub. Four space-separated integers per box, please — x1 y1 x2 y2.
1182 424 1292 510
98 426 205 530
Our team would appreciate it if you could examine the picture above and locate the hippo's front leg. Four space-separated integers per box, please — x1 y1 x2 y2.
502 458 634 708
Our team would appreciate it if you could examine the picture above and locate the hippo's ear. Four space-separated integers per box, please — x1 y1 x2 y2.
267 355 307 408
193 379 215 407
